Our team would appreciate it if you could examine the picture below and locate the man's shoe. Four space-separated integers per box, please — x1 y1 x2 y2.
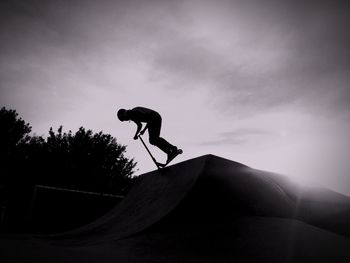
166 148 178 163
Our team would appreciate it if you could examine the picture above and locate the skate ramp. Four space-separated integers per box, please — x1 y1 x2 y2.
43 155 211 244
1 154 350 262
145 155 350 238
41 154 350 243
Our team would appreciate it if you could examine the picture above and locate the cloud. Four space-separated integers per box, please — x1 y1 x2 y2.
200 128 273 146
146 0 350 116
1 0 350 120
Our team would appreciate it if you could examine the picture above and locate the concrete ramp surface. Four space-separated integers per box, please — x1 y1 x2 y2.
45 155 209 244
1 154 350 262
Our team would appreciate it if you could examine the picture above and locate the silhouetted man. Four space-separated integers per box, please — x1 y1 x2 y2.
117 107 179 163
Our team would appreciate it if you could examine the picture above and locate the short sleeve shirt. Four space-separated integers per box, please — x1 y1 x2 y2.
129 107 160 123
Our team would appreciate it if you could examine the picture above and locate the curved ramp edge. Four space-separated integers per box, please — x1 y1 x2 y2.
45 155 210 245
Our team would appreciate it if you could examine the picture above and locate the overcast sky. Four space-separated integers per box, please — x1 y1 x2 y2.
1 0 350 195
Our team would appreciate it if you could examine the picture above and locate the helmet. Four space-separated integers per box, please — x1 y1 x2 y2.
117 109 127 121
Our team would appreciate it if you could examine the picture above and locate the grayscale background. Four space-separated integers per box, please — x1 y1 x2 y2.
1 0 350 195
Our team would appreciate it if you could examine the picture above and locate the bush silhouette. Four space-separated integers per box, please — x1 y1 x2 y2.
0 107 31 184
0 107 137 231
37 126 136 194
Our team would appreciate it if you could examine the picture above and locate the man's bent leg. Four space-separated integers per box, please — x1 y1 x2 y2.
151 137 176 154
148 118 176 154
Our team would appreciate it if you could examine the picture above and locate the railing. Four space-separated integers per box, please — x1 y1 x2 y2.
34 185 124 198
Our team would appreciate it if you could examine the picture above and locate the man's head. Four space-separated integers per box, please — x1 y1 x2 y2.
117 108 128 121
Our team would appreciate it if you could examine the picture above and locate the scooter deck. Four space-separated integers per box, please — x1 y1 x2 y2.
156 149 183 168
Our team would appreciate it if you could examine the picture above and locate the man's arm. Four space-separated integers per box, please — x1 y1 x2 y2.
140 123 149 135
133 121 143 140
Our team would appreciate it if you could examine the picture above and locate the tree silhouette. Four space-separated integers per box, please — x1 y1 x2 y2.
0 107 137 231
0 107 136 193
0 107 31 184
37 126 136 194
0 107 34 231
